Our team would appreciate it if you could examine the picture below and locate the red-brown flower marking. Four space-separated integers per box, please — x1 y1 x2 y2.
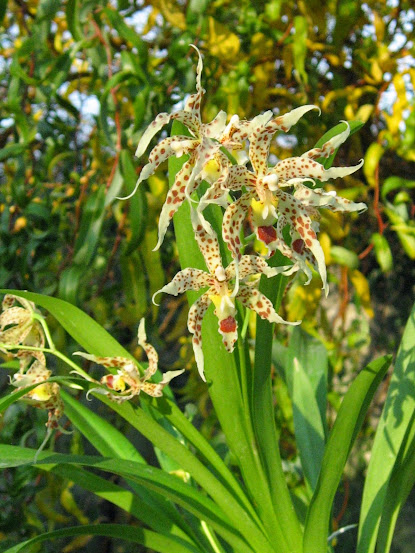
292 238 306 254
220 316 237 333
258 225 277 244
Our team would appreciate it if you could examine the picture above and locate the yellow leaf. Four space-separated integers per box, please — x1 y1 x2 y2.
350 269 374 318
363 142 384 187
355 104 374 123
321 210 348 241
207 17 240 62
319 232 332 264
286 278 321 324
373 11 385 42
251 32 274 58
370 59 383 83
61 485 89 525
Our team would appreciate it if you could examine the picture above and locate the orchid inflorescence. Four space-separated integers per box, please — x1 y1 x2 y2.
0 294 64 432
130 45 366 380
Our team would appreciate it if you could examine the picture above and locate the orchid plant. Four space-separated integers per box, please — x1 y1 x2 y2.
1 46 414 553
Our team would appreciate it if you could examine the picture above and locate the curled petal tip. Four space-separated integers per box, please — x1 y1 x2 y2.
138 318 146 344
152 291 161 306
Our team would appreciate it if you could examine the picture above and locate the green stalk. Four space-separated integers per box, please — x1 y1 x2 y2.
252 253 303 553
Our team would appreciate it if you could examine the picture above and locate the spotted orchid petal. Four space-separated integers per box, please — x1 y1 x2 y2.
198 164 254 213
135 113 172 160
140 370 185 397
74 351 138 375
74 322 183 401
225 255 291 281
0 295 45 357
302 121 351 160
220 110 273 151
237 285 300 326
203 110 228 138
12 361 64 430
276 189 328 294
216 310 238 354
138 318 158 379
184 44 205 118
120 135 197 201
222 192 254 261
188 293 211 381
293 183 367 213
153 268 212 306
249 105 320 175
191 209 225 278
272 156 364 183
154 156 203 250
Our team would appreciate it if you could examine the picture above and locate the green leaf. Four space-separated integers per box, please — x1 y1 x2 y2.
314 120 364 169
0 446 253 553
62 390 144 461
0 522 201 553
357 303 415 553
303 355 392 553
376 412 415 553
0 290 133 359
292 357 325 491
58 265 84 305
0 143 26 161
252 255 303 552
63 391 199 545
371 233 393 272
100 399 269 553
66 0 83 41
103 7 148 63
148 396 256 519
72 187 106 265
285 327 328 491
293 16 308 85
330 245 359 269
382 176 415 200
120 149 148 255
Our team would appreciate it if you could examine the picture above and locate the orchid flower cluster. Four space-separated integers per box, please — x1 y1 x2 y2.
0 295 64 431
129 46 366 380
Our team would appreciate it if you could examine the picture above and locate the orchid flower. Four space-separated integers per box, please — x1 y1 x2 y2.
153 210 298 380
200 118 365 294
11 361 64 430
118 45 230 250
74 319 184 402
0 294 46 369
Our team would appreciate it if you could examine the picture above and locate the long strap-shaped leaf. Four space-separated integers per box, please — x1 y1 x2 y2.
0 523 201 553
0 445 254 553
376 411 415 553
103 398 272 553
253 253 303 553
357 302 415 553
147 395 258 521
62 390 201 548
303 355 392 553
